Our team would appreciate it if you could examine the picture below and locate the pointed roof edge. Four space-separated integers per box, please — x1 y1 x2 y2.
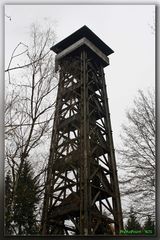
51 25 114 57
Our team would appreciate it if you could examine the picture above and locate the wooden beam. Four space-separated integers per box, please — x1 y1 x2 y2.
55 37 109 71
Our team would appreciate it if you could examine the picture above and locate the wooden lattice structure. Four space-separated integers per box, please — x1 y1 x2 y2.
41 26 123 235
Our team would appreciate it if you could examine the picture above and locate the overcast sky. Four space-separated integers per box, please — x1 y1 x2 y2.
5 4 155 147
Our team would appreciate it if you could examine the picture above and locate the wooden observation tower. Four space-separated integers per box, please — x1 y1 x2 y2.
41 25 123 235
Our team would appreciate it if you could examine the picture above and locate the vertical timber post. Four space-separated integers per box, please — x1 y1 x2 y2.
80 49 91 235
101 67 123 232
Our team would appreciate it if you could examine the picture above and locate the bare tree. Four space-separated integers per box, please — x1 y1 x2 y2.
5 22 58 233
118 89 155 221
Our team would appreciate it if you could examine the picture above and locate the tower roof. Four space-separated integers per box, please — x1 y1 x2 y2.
51 25 114 57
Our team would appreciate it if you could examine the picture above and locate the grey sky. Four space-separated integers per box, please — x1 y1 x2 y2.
5 4 155 147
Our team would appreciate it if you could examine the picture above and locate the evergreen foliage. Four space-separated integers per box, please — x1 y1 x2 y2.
143 215 155 234
13 161 40 235
125 207 142 230
5 170 13 234
5 158 41 235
